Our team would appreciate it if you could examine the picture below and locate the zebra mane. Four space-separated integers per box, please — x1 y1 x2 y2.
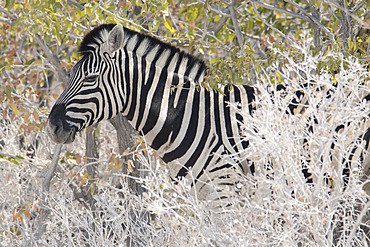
79 24 207 76
79 24 116 55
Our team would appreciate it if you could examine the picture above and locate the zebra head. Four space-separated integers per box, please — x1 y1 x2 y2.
47 24 125 143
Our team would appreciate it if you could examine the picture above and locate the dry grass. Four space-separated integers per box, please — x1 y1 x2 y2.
0 39 369 247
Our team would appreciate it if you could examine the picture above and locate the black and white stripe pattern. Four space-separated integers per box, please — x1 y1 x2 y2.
48 24 256 200
48 24 370 201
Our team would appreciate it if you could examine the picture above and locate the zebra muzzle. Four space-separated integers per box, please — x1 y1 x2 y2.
47 104 77 144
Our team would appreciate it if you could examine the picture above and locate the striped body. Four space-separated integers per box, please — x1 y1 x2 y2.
48 24 255 200
47 24 370 201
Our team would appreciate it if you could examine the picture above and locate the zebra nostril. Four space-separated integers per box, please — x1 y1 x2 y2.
53 118 63 134
47 118 60 138
48 116 63 135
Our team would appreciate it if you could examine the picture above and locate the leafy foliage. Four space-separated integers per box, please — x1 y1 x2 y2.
0 0 369 246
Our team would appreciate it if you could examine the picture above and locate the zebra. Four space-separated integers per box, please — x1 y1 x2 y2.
47 23 256 201
47 24 370 202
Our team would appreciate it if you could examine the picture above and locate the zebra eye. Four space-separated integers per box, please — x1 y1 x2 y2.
84 74 98 83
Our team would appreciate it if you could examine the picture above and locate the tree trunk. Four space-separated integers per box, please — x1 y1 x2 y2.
108 114 147 196
108 114 151 247
338 0 354 49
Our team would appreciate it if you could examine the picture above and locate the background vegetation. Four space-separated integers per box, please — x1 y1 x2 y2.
0 0 369 246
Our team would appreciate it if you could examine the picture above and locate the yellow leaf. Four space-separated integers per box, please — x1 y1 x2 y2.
127 160 134 173
11 103 17 115
114 161 123 172
81 173 89 185
164 18 175 33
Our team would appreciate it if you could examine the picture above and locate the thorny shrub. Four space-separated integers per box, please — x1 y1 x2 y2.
0 39 369 247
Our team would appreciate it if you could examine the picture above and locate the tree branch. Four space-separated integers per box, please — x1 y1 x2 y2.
252 0 312 22
326 0 370 29
199 0 231 16
345 200 370 247
0 151 39 168
0 16 12 25
66 0 85 11
285 0 335 42
209 15 229 35
0 6 17 23
33 34 68 85
36 143 62 240
42 144 62 193
227 0 244 48
251 3 293 45
252 0 335 43
309 0 322 50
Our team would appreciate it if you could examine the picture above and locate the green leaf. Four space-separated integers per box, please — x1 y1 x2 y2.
15 155 24 160
90 183 96 195
26 58 35 66
65 152 76 159
210 57 220 64
7 157 19 165
5 84 12 101
247 20 254 31
55 27 61 46
5 0 15 10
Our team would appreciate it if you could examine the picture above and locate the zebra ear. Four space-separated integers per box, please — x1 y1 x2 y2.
107 24 124 54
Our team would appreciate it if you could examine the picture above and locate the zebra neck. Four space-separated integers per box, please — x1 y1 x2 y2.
120 41 207 149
